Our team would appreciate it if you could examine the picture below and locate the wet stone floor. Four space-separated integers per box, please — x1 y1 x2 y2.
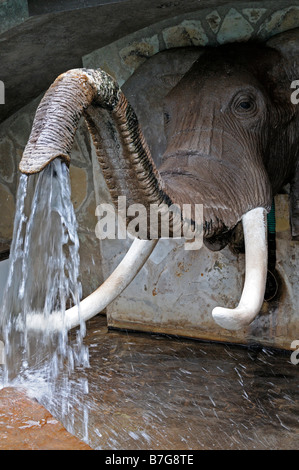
2 314 299 450
52 315 299 450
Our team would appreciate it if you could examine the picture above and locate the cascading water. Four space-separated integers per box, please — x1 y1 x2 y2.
0 159 89 429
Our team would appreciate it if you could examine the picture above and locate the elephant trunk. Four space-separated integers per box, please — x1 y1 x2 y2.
20 69 170 214
20 70 97 173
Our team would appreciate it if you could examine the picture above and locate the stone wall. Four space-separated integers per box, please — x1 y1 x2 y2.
83 3 299 86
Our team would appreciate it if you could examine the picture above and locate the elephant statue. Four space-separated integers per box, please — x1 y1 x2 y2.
20 29 299 334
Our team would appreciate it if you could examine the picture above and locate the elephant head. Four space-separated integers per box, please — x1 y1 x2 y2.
20 29 299 333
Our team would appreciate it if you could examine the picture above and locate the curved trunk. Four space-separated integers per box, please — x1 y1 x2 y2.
20 69 171 215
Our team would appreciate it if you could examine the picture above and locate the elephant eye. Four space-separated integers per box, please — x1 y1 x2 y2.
232 93 258 118
164 112 171 124
239 101 252 110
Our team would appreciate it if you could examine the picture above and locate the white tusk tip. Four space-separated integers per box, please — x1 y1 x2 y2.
212 207 268 332
212 306 254 331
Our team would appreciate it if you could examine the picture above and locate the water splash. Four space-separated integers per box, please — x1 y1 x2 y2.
0 159 88 392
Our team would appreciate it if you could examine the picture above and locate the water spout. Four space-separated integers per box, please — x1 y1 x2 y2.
1 159 83 382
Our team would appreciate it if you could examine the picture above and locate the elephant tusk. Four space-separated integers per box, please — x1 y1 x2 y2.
212 207 268 330
25 238 158 332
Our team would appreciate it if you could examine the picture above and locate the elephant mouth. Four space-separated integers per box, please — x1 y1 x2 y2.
19 68 269 333
159 157 270 249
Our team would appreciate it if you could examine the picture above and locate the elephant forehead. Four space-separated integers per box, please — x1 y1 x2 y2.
165 71 264 107
164 47 268 106
160 154 245 182
164 125 250 160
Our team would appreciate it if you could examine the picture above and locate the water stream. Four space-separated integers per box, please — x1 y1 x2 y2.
0 159 89 418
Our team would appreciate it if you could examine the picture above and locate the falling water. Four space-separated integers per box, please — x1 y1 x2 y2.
0 159 89 420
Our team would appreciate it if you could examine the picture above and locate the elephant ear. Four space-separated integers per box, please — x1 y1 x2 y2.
266 28 299 240
266 28 299 79
122 47 203 168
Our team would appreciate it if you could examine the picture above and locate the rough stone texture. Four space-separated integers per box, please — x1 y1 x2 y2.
119 36 160 73
2 0 262 124
217 8 254 43
70 166 88 211
0 387 92 450
242 7 267 24
0 0 28 35
0 184 15 241
83 23 164 87
162 20 209 48
0 137 14 183
258 6 299 38
206 10 222 33
83 3 299 85
276 194 291 232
